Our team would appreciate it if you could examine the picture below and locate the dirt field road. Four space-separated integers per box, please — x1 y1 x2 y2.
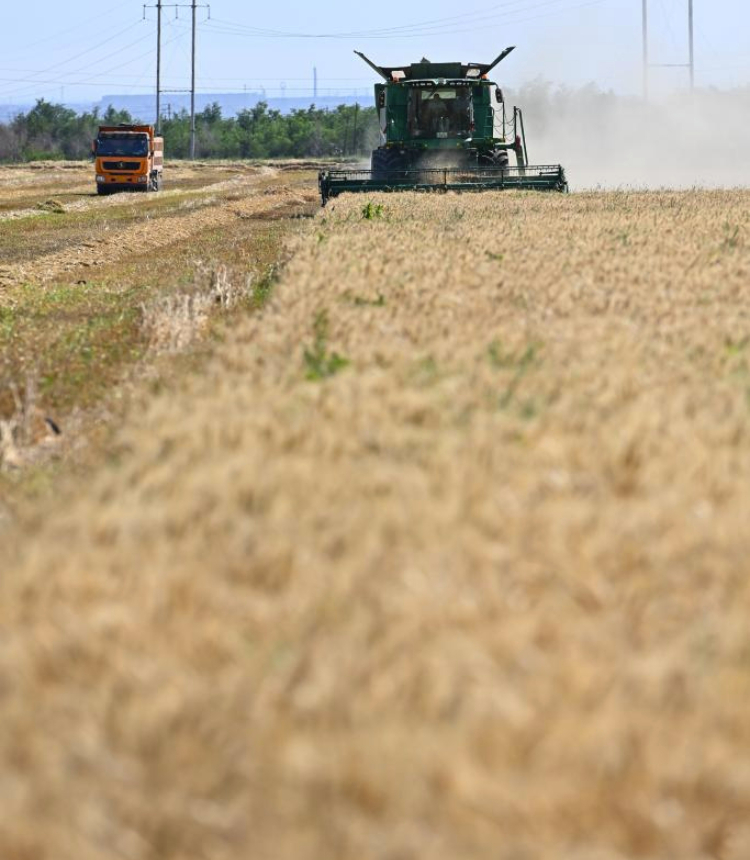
3 187 750 860
0 160 264 215
0 162 306 287
0 160 317 433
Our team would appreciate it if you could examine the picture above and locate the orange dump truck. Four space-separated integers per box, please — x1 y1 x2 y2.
93 124 164 195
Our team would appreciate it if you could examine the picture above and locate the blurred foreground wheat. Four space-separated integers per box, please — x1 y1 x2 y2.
2 190 750 860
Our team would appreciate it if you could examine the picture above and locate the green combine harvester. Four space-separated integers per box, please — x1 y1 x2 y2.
319 46 568 203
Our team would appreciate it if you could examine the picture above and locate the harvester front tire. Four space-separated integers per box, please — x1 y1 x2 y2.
478 149 510 169
371 148 407 180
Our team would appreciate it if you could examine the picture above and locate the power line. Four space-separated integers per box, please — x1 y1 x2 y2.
0 21 149 100
642 0 695 98
656 0 681 56
208 0 546 38
0 78 375 95
144 2 209 153
0 68 374 82
204 0 612 40
0 30 187 102
1 1 136 58
2 0 685 111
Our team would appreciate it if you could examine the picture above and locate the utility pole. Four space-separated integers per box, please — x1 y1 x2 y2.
351 103 359 155
156 0 162 130
688 0 695 91
313 67 318 101
642 0 648 100
642 0 696 100
145 1 209 142
190 0 197 158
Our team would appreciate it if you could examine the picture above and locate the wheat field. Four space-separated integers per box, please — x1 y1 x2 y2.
3 189 750 860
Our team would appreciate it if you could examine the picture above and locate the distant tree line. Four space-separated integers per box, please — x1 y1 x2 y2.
0 101 133 162
0 98 379 162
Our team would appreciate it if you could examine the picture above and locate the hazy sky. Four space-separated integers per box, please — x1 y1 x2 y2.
0 0 748 107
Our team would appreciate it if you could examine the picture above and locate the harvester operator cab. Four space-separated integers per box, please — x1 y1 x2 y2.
410 86 472 139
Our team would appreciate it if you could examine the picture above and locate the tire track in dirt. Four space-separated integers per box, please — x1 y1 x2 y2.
0 165 275 224
0 173 317 296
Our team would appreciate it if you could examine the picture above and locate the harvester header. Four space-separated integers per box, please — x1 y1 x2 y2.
319 46 568 202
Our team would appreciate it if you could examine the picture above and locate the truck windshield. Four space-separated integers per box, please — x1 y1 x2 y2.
96 136 149 156
409 87 472 138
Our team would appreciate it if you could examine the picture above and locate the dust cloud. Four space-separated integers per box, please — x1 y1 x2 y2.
508 81 750 189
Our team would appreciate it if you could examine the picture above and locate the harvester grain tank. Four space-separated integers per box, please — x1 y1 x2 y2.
319 47 568 202
93 124 164 195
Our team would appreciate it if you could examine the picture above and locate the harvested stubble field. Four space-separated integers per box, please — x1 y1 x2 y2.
2 186 750 860
0 160 317 469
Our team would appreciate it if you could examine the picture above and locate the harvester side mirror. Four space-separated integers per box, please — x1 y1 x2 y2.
496 88 504 104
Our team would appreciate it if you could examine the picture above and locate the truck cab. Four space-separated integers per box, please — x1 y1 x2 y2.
93 125 164 195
